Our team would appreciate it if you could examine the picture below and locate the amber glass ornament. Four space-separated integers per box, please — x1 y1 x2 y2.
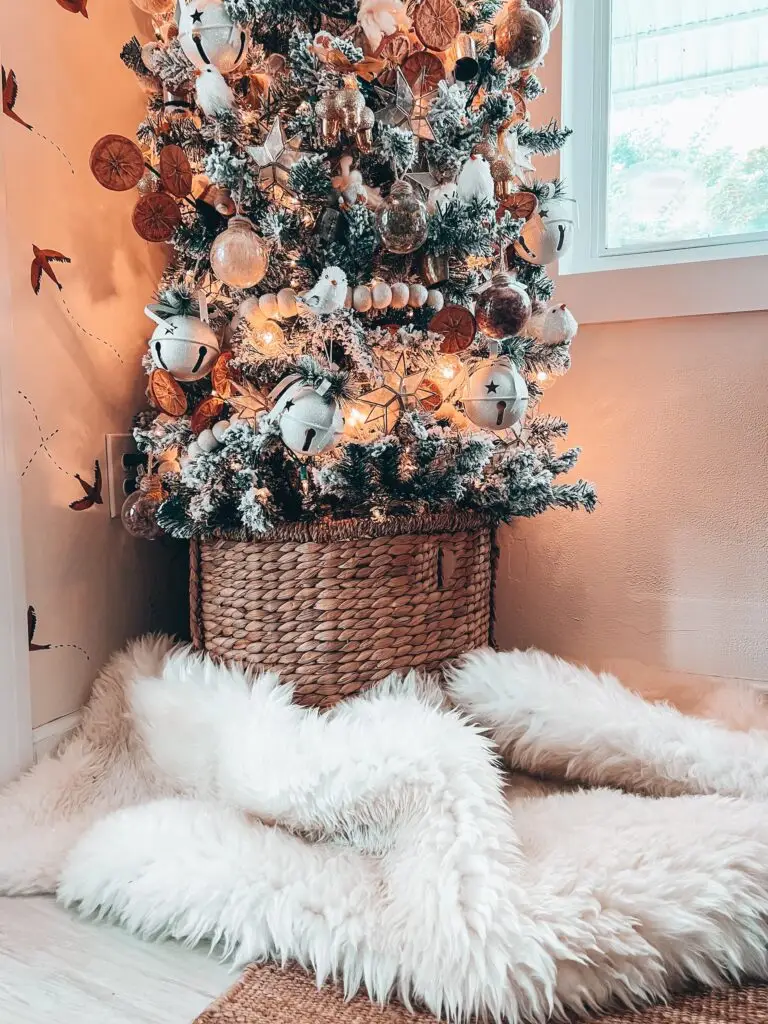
377 181 428 254
495 1 550 70
121 475 165 540
210 216 269 289
474 272 532 339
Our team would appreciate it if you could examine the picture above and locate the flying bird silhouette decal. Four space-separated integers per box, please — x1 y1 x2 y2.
27 606 52 652
2 67 32 130
69 460 103 511
31 245 71 294
56 0 88 16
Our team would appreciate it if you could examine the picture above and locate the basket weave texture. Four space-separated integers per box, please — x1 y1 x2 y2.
190 512 494 707
195 965 768 1024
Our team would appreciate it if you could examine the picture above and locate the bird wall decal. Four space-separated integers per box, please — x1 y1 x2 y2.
56 0 88 16
31 245 71 294
2 68 32 131
27 606 52 652
69 460 103 511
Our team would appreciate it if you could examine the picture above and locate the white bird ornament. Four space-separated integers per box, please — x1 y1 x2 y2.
297 266 349 316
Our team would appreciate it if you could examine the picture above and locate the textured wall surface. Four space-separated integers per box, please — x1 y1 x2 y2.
495 311 768 689
1 3 186 729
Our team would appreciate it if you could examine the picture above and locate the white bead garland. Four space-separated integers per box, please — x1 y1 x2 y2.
253 281 444 319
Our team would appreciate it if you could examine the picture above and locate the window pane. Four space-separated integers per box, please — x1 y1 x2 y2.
606 0 768 250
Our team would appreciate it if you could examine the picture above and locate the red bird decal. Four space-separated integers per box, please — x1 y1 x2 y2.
56 0 88 16
69 460 103 511
31 245 71 294
27 606 52 652
2 67 32 131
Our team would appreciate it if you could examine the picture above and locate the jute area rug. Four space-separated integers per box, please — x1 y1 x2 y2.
194 965 768 1024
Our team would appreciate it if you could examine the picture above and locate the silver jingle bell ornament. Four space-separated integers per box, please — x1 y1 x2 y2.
176 0 248 74
146 306 220 382
515 197 578 265
464 357 529 431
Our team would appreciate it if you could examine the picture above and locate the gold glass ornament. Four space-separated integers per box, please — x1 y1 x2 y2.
121 474 165 540
495 1 550 70
355 106 376 152
335 76 366 131
210 216 269 289
377 180 429 254
315 93 341 145
490 156 515 198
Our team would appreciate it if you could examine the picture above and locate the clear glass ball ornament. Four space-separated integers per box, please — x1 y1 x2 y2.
377 181 429 255
210 216 269 289
121 475 165 540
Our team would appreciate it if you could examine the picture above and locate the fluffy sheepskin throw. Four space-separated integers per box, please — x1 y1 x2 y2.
3 638 768 1024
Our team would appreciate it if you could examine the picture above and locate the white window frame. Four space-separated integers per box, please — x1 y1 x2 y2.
555 0 768 324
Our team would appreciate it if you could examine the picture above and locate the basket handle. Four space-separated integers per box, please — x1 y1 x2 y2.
436 542 458 591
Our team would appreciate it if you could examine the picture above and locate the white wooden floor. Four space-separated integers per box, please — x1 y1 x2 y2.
0 896 234 1024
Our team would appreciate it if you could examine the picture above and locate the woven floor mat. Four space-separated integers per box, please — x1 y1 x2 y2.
193 964 768 1024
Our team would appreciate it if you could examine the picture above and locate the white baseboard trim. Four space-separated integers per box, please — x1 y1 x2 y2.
32 711 82 763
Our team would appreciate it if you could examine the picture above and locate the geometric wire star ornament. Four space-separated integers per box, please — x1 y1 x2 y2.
246 117 308 204
359 350 436 434
404 158 440 201
374 67 437 142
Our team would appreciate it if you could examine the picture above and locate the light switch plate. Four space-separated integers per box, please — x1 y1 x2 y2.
105 434 142 519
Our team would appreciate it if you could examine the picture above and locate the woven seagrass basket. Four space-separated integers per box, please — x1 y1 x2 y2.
190 512 495 707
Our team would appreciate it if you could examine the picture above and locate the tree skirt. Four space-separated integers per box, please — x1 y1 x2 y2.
194 966 768 1024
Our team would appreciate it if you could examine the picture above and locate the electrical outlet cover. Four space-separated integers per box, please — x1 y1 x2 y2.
105 434 141 519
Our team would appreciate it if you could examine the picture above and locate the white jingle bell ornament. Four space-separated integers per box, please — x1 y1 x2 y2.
515 197 578 266
175 0 248 74
145 304 220 382
277 383 344 456
464 357 529 431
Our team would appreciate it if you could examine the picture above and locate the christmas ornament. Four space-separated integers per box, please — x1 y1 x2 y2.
474 272 532 339
408 283 428 307
452 34 480 82
333 156 383 210
456 154 495 202
121 474 165 540
315 92 341 145
228 381 268 426
359 351 436 433
210 216 269 288
176 0 248 74
146 307 220 381
430 304 476 352
515 197 578 265
137 171 162 196
433 352 465 397
375 31 414 87
190 395 226 433
132 192 182 242
248 319 286 356
542 303 578 345
247 117 308 204
90 135 145 191
195 66 236 116
377 180 428 254
421 252 450 285
355 106 376 152
390 282 410 308
158 145 192 198
335 76 366 131
298 266 348 316
491 156 515 199
464 358 529 430
413 0 461 52
199 181 237 216
527 0 561 29
278 386 344 456
402 50 445 91
211 351 240 397
131 0 175 13
357 0 412 52
30 246 70 294
162 85 195 120
375 67 437 142
372 281 393 310
497 190 539 223
353 285 373 312
149 369 188 415
496 1 550 70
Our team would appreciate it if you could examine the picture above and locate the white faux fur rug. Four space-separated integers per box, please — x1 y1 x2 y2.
3 639 768 1024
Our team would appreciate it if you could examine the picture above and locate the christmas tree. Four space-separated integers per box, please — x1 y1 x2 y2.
99 0 595 539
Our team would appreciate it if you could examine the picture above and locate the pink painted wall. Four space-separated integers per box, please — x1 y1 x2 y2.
493 5 768 686
1 2 185 728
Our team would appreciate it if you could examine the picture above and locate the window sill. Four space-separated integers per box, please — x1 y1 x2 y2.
552 253 768 325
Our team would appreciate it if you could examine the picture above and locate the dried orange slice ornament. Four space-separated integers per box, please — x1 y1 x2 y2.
497 191 539 223
375 32 413 87
418 377 443 411
132 192 182 242
190 396 226 434
90 134 145 192
402 50 445 92
158 144 193 198
210 352 240 399
430 304 477 353
413 0 461 52
149 369 188 416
